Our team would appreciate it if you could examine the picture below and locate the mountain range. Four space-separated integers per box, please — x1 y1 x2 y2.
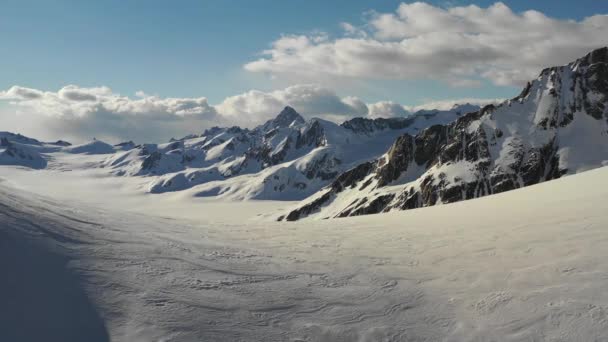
101 101 479 200
282 47 608 220
1 48 607 220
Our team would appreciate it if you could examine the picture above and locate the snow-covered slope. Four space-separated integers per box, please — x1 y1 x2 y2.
103 105 477 200
0 138 47 169
0 132 50 169
64 140 115 155
0 132 130 170
283 47 608 220
2 155 608 341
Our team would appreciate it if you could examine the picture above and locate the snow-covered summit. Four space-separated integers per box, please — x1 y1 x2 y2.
260 106 306 131
64 140 115 155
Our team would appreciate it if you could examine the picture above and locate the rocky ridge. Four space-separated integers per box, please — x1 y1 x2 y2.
282 47 608 220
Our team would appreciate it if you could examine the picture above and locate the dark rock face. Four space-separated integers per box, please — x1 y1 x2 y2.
284 191 332 221
376 134 414 186
519 139 561 186
340 194 395 217
341 117 416 134
141 151 162 171
296 121 325 148
304 153 341 181
53 140 72 147
414 124 448 166
330 162 375 192
283 47 608 220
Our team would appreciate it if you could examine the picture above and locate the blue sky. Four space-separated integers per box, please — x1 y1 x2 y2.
1 0 606 105
0 0 607 143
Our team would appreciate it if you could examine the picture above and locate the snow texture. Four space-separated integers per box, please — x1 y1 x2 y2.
1 151 608 341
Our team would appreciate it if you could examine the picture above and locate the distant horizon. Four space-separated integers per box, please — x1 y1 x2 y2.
1 1 607 143
1 101 495 145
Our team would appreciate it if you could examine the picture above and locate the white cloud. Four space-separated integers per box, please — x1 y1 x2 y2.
0 85 221 143
0 83 501 143
446 78 483 88
368 101 409 118
2 84 371 143
407 98 503 112
244 2 608 87
340 22 367 38
216 84 369 125
1 86 44 100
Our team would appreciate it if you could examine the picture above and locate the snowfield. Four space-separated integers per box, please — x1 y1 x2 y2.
1 156 608 341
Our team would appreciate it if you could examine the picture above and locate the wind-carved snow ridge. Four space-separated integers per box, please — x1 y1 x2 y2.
282 47 608 220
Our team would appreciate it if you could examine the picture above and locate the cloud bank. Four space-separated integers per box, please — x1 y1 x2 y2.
0 84 501 143
215 84 369 126
245 2 608 87
0 85 220 143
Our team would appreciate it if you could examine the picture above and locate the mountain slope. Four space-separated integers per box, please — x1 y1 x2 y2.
283 47 608 220
0 137 47 169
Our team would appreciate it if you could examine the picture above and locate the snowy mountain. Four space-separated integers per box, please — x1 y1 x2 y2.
0 102 483 201
0 132 129 169
282 47 608 220
102 105 477 200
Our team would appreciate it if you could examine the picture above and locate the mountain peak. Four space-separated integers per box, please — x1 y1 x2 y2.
276 106 305 125
260 106 306 131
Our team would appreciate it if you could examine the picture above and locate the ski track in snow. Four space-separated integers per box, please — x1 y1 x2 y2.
1 164 608 341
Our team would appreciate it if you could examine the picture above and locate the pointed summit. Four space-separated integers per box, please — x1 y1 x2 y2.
260 106 306 131
275 106 305 126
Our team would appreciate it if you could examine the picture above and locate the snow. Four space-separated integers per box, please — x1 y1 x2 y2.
1 154 608 341
0 141 48 169
64 140 115 155
556 109 608 172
